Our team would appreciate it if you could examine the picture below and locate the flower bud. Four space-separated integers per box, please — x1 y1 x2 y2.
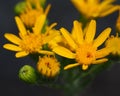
37 55 60 78
14 1 26 15
18 65 38 84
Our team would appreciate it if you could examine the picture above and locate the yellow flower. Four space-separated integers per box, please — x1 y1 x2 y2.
71 0 119 18
3 15 60 58
105 34 120 55
37 55 60 77
53 20 111 70
20 0 50 27
48 29 62 49
116 7 120 32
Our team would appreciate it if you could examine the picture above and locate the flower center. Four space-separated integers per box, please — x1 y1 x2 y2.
19 33 44 53
76 44 96 65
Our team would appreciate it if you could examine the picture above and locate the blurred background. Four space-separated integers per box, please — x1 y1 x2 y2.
0 0 120 96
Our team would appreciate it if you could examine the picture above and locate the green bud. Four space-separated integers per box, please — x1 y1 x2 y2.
14 1 26 15
18 65 38 84
40 0 46 8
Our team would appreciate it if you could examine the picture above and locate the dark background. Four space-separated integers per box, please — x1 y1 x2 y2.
0 0 120 96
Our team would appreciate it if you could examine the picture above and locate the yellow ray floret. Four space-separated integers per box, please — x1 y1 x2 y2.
71 0 119 18
53 20 111 70
116 7 120 32
3 15 61 58
71 21 83 44
105 34 120 55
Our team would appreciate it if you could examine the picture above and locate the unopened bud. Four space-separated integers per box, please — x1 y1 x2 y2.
14 1 26 15
19 65 38 84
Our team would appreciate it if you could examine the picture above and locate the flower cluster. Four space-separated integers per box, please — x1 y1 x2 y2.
71 0 119 18
4 0 61 80
3 0 120 95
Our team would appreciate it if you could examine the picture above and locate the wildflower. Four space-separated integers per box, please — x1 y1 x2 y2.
3 14 60 58
116 7 120 32
105 34 120 55
19 65 38 84
53 20 111 70
71 0 119 18
20 0 50 28
37 55 60 77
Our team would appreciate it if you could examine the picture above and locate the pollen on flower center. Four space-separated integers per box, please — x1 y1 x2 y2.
45 62 51 69
86 52 93 58
76 44 96 65
19 33 44 53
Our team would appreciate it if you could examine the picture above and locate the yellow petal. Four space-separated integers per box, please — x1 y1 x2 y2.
93 27 111 47
92 58 108 64
4 33 21 45
88 0 98 4
71 0 86 13
16 51 29 58
72 20 83 44
44 36 55 44
99 0 115 10
15 16 27 35
3 44 22 51
96 47 112 59
38 50 54 55
53 46 75 59
45 23 57 34
60 28 78 50
85 20 96 43
99 0 116 12
100 6 119 17
43 30 58 44
82 64 88 70
45 4 51 15
33 14 46 34
64 63 79 70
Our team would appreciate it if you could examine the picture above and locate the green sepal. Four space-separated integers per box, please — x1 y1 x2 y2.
18 65 38 84
41 19 49 34
39 0 46 8
14 1 26 15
